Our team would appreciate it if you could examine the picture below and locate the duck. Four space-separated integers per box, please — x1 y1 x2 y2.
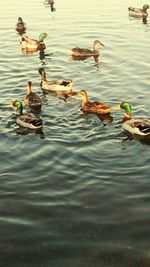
15 17 27 34
128 4 149 18
76 90 111 115
21 32 47 51
70 40 104 58
38 67 75 98
118 102 150 141
11 100 43 130
24 81 42 110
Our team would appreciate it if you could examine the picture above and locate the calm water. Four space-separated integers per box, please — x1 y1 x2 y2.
0 0 150 266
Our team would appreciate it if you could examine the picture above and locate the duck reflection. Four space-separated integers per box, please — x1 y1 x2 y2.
39 50 53 65
15 126 45 139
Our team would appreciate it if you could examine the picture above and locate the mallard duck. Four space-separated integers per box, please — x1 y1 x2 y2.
118 102 150 140
76 90 111 115
70 40 104 58
38 67 75 97
11 100 43 130
24 81 42 109
16 17 27 34
128 4 149 17
21 32 47 51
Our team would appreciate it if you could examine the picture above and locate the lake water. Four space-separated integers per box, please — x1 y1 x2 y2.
0 0 150 266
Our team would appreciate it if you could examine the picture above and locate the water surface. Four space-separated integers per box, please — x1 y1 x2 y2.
0 0 150 266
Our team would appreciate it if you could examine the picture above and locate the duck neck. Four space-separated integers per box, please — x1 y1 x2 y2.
122 113 131 123
17 103 23 115
27 82 32 94
93 42 100 52
81 92 88 108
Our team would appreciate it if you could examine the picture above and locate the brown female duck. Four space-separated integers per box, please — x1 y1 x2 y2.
71 40 104 57
76 90 111 115
24 81 42 109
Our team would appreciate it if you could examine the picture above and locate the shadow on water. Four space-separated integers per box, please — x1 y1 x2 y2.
79 111 113 127
15 126 45 139
120 130 150 146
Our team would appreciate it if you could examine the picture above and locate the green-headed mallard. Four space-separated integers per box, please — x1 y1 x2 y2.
11 100 43 130
24 81 42 110
38 67 75 97
16 17 27 34
71 40 104 58
21 32 47 51
128 4 149 17
76 90 111 115
117 102 150 140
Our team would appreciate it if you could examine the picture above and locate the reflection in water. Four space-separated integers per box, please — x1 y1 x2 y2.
122 130 150 145
15 126 45 139
71 54 100 69
39 50 53 65
21 47 39 54
142 17 148 24
79 111 113 126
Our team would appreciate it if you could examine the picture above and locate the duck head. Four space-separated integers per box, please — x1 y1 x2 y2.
76 90 88 99
17 17 23 24
143 4 149 11
27 81 33 94
94 40 104 50
12 100 23 115
39 33 48 42
120 102 132 122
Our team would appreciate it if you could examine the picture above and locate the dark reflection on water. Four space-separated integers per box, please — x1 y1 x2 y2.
0 0 150 266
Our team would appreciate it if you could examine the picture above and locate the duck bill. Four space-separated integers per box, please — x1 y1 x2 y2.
100 42 104 46
5 103 13 108
111 104 121 111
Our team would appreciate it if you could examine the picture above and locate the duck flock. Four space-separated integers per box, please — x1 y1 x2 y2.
11 3 150 143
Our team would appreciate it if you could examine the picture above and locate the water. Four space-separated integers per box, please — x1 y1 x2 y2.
0 0 150 266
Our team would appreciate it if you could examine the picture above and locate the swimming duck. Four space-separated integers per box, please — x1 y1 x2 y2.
24 81 42 110
76 90 111 115
71 40 104 58
11 100 43 130
21 32 47 51
128 4 149 17
38 67 75 97
15 17 27 34
118 102 150 140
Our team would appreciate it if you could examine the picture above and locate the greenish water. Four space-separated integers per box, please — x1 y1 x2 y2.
0 0 150 266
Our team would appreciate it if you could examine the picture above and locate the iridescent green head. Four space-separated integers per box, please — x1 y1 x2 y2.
39 32 47 42
143 4 149 11
38 67 47 81
12 100 23 115
120 102 132 117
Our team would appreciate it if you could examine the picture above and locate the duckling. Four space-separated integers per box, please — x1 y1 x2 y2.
21 32 47 51
24 81 42 110
76 90 111 115
16 17 27 35
38 68 75 97
71 40 104 58
11 100 43 130
128 4 149 18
